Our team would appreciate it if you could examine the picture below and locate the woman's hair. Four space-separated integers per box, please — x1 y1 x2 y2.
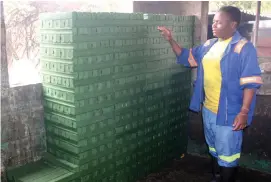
219 6 241 26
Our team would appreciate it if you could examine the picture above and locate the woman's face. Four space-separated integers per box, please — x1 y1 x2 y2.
212 11 237 38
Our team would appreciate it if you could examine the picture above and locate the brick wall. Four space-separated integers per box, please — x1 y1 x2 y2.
1 85 46 170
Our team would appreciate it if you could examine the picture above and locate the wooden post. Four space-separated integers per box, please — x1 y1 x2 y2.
1 0 10 88
253 1 261 47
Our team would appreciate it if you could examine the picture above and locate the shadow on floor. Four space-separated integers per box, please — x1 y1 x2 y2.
137 154 271 182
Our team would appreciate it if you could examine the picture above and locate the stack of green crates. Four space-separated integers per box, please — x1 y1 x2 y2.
40 12 193 182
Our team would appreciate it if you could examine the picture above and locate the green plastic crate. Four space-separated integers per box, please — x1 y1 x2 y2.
9 12 194 182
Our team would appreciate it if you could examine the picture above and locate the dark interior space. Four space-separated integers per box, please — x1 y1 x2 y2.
138 155 271 182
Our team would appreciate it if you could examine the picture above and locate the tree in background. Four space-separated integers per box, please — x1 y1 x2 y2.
209 1 271 14
4 1 105 67
4 0 130 86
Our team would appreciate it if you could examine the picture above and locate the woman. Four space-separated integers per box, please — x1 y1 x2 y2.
158 6 263 182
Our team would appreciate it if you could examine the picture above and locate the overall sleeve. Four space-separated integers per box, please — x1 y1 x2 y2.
239 43 263 89
176 45 202 68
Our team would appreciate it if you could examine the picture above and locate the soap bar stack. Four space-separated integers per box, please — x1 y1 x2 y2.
40 12 193 182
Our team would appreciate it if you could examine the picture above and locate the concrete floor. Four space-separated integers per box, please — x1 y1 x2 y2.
137 154 271 182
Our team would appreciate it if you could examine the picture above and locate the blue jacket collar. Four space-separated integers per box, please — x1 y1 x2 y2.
213 31 243 45
229 31 243 44
202 31 243 56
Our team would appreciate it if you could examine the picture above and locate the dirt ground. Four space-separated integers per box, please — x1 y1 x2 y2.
137 154 271 182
